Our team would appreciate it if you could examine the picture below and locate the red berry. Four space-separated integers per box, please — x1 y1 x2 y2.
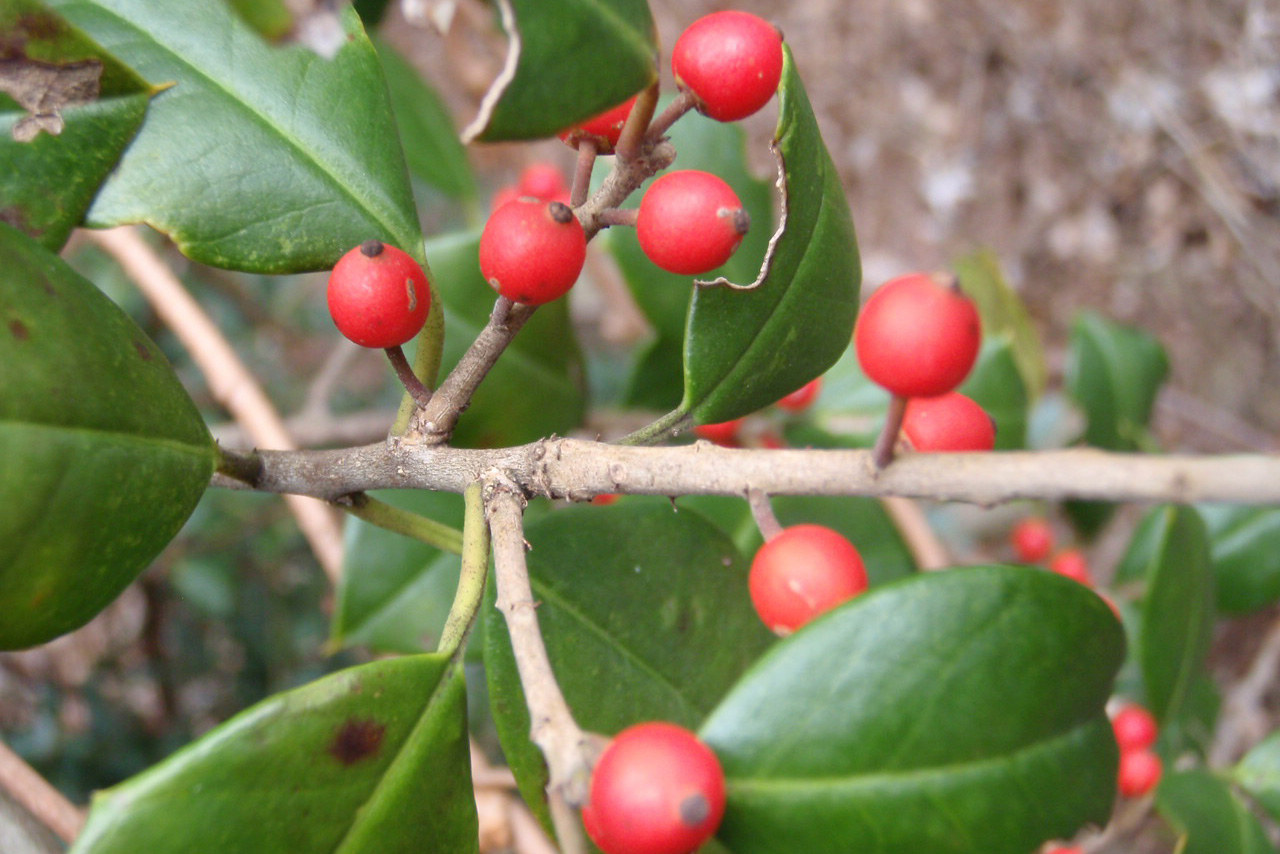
584 722 726 854
637 170 749 275
1043 847 1083 854
901 392 996 452
854 272 982 398
559 95 638 154
1117 748 1162 798
1010 517 1055 563
694 418 745 447
749 524 868 635
591 493 619 506
1048 548 1094 587
479 198 586 306
1112 704 1158 753
672 11 784 122
517 162 570 203
776 378 822 412
326 240 431 349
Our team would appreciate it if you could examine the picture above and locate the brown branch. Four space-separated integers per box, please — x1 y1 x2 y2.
0 739 83 844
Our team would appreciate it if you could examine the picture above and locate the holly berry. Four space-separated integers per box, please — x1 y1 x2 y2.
672 11 784 122
479 198 586 305
1042 847 1083 854
694 418 745 447
776 378 822 412
901 392 996 452
1048 548 1094 587
854 272 982 398
749 524 867 635
1111 703 1158 753
637 170 749 275
559 94 638 154
1117 748 1162 798
326 240 431 349
583 722 726 854
517 162 570 202
1011 517 1055 563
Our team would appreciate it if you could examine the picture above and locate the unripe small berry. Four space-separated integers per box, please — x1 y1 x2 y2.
1112 703 1158 753
479 198 586 306
1117 748 1162 798
584 722 726 854
637 170 749 275
750 524 867 635
901 392 996 452
854 272 982 398
672 11 784 122
559 95 638 154
1011 517 1055 563
326 240 431 349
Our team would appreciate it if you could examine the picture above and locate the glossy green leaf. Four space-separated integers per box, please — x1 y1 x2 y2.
1200 504 1280 615
70 654 478 854
0 0 151 251
1156 769 1276 854
225 0 291 40
1234 731 1280 823
1063 311 1168 536
331 491 465 654
427 230 586 447
700 566 1124 854
959 334 1029 450
0 223 214 649
484 503 774 828
682 46 861 426
1133 506 1215 724
373 37 477 202
463 0 656 142
46 0 423 272
953 249 1047 399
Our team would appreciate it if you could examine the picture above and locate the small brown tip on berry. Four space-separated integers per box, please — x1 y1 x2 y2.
679 793 711 827
548 201 574 225
725 207 751 236
360 239 385 257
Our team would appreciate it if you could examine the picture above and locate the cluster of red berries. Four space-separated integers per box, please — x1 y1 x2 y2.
693 376 822 448
1010 517 1097 587
1111 702 1163 798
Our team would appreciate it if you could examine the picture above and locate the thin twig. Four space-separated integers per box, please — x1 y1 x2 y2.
881 496 951 570
747 488 784 541
1211 614 1280 766
0 738 84 843
88 227 345 585
570 138 598 209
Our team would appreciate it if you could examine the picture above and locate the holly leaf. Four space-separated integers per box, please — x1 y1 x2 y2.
462 0 657 142
483 502 774 831
700 565 1123 854
1199 504 1280 615
1131 506 1215 724
1235 731 1280 823
1156 769 1276 854
46 0 422 272
0 0 151 251
69 654 478 854
0 223 214 649
953 249 1047 399
960 334 1029 450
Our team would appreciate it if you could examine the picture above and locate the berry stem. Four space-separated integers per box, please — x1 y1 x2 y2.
615 81 659 162
871 394 908 469
596 207 639 229
747 488 784 541
570 138 598 208
645 89 698 143
335 492 463 554
435 482 489 658
384 345 434 409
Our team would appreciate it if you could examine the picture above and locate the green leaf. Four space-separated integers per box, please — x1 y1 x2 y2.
1235 731 1280 823
427 230 586 447
700 565 1124 854
331 491 465 654
373 37 477 202
1133 506 1215 724
462 0 657 142
1157 769 1276 854
46 0 423 272
0 223 214 649
681 46 861 426
69 654 478 854
1063 311 1168 536
1200 504 1280 615
225 0 292 40
0 0 151 251
952 249 1047 399
484 502 774 827
959 334 1029 451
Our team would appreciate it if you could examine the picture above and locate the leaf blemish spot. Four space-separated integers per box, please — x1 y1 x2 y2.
329 717 386 766
9 318 29 340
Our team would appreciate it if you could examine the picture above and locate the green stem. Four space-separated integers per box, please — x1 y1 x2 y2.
391 286 445 437
339 492 463 554
437 482 489 658
617 409 693 446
